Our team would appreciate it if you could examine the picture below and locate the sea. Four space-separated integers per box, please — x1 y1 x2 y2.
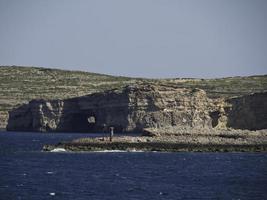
0 132 266 200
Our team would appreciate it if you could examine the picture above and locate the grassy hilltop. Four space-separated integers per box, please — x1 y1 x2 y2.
0 66 139 129
0 65 267 129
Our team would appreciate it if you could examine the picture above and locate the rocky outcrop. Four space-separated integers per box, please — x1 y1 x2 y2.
7 84 215 132
226 93 267 130
43 128 267 152
7 83 267 133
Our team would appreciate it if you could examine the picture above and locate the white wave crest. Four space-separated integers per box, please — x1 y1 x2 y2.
51 148 66 152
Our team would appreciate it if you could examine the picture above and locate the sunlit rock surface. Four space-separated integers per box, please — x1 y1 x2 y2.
6 83 267 133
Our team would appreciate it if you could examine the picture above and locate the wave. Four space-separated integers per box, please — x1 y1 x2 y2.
92 149 144 153
92 150 128 153
50 148 66 152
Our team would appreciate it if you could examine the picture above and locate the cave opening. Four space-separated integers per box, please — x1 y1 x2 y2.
209 111 220 128
68 113 98 132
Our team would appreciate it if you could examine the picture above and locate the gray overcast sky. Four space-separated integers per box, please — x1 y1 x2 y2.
0 0 267 78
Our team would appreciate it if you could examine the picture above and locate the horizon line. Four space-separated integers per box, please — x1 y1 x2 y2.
1 64 266 80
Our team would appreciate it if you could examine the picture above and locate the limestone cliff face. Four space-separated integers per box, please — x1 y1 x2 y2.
7 84 215 132
7 100 65 132
205 92 267 131
225 92 267 130
7 84 267 133
125 85 214 131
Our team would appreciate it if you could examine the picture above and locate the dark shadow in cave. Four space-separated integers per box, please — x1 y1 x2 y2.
209 111 220 128
67 113 98 132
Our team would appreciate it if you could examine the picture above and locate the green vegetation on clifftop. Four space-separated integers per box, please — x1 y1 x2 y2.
0 66 139 128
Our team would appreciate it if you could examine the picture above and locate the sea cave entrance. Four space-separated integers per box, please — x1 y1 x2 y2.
210 111 220 128
67 112 98 132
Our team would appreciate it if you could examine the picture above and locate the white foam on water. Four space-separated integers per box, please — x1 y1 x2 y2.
46 171 54 174
92 149 145 153
51 148 66 152
130 149 144 152
92 150 127 153
49 193 55 196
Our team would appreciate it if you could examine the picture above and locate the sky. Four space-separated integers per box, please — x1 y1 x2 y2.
0 0 267 78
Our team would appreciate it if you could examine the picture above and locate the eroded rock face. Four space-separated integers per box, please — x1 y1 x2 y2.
226 93 267 130
7 84 214 132
6 84 267 133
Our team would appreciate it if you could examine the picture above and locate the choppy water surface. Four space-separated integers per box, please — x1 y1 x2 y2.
0 132 267 200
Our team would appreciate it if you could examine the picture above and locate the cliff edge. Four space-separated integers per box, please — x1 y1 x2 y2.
7 83 267 133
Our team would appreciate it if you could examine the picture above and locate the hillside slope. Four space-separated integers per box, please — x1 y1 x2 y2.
0 66 138 129
0 66 267 130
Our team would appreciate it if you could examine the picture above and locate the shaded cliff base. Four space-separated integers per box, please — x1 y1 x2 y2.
43 128 267 152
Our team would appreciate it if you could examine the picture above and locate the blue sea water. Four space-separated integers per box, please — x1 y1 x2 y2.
0 132 267 200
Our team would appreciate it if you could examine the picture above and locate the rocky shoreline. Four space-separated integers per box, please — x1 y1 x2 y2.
43 128 267 152
5 78 267 152
43 141 267 153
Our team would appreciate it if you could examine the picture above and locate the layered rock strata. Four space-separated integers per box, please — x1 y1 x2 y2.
7 84 267 133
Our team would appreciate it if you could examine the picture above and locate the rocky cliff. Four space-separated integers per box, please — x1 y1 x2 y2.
1 66 267 130
7 83 267 133
226 93 267 130
0 66 137 130
7 84 215 132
